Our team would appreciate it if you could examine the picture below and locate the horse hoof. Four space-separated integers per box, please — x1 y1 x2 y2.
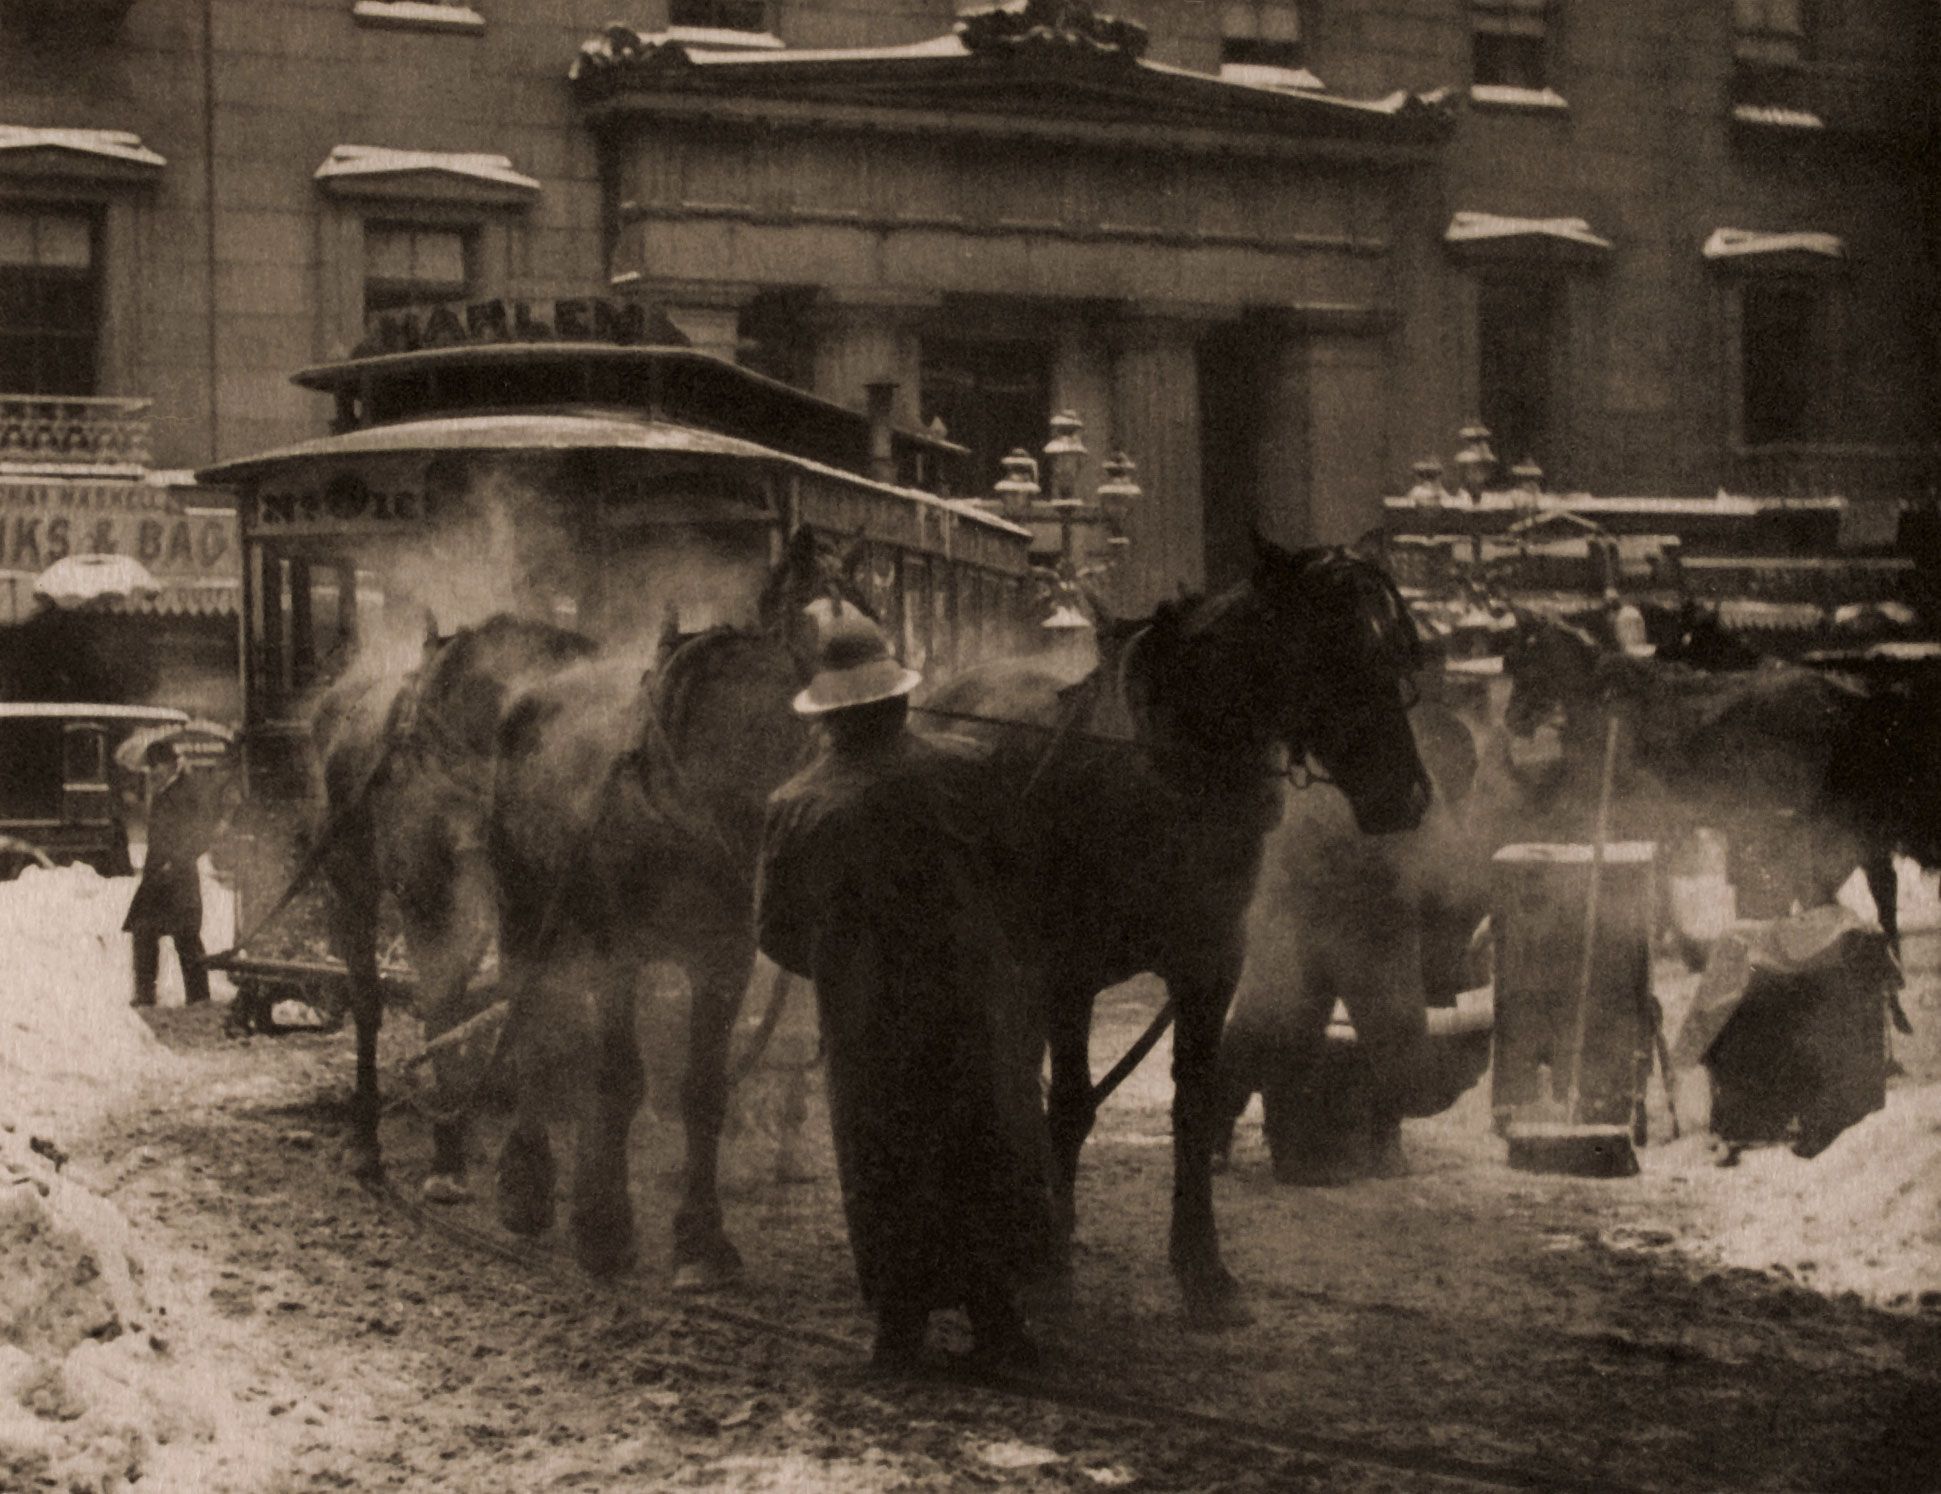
346 1143 383 1184
573 1220 638 1280
671 1255 745 1295
1184 1292 1256 1330
1020 1269 1075 1320
420 1173 471 1206
1270 1155 1360 1188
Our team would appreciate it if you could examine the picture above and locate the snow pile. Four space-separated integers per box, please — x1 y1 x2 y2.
1647 1083 1941 1309
0 1128 294 1492
0 863 181 1131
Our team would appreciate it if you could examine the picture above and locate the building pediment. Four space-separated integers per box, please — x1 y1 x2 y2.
571 10 1454 153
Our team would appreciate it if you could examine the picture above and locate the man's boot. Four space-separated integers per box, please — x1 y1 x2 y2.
868 1298 927 1374
131 933 159 1008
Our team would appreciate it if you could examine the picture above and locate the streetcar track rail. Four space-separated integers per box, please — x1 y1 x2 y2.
367 1173 1671 1494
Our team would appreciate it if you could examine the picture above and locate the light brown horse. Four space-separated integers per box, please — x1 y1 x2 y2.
484 528 867 1279
310 614 598 1188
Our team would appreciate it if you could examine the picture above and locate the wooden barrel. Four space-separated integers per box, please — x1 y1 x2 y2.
1491 842 1657 1139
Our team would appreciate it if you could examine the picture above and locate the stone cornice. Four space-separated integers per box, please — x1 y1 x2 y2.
571 24 1455 154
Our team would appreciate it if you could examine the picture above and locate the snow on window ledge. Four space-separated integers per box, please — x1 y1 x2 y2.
1730 103 1825 130
1218 61 1326 93
1468 83 1569 113
352 1 485 35
657 25 785 52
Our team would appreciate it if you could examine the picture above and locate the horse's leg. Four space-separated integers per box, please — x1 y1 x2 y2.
407 848 497 1204
1042 983 1098 1283
672 924 753 1292
569 959 645 1278
1166 964 1252 1327
493 892 555 1239
1341 920 1428 1182
326 849 385 1183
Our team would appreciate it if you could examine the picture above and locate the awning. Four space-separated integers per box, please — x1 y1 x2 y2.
108 580 241 618
1702 227 1845 263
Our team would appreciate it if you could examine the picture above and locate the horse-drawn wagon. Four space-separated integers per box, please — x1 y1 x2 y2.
194 297 1039 1022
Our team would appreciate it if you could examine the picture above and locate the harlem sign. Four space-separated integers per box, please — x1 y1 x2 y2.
354 296 690 358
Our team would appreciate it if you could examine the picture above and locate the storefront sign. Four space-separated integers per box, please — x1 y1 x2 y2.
0 478 235 578
355 296 688 357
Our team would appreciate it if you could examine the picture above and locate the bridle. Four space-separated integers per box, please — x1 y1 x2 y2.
1252 548 1426 783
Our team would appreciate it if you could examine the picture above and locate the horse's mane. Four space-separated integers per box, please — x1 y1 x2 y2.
651 626 787 755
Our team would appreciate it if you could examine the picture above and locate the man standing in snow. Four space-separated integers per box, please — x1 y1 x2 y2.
125 742 214 1008
755 611 1050 1372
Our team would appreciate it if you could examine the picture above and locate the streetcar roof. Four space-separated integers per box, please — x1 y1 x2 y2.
195 409 1031 539
0 703 190 723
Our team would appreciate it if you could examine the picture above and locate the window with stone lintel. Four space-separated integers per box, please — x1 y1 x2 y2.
0 206 99 397
1471 0 1552 91
363 222 473 319
669 0 767 32
1220 1 1304 71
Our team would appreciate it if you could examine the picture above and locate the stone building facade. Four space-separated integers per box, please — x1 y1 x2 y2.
0 0 1933 612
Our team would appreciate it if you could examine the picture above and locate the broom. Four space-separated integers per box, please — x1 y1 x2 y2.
1505 712 1641 1178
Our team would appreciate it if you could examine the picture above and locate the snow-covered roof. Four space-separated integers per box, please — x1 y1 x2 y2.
196 411 1030 540
313 145 539 194
0 126 165 169
1702 227 1845 262
1446 211 1612 252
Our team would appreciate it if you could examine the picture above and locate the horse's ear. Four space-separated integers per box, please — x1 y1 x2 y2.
1250 527 1294 569
781 524 819 573
839 525 870 591
421 610 441 653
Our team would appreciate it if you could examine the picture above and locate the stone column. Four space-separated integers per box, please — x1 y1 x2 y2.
807 288 938 427
1253 321 1313 550
1302 328 1392 547
1110 312 1206 613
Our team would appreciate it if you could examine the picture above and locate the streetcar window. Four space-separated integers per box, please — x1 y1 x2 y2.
933 564 956 676
61 726 106 786
0 720 61 819
900 555 930 672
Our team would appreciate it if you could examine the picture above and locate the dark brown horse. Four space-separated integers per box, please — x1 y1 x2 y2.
310 613 599 1186
919 536 1432 1322
1502 610 1940 962
484 528 866 1279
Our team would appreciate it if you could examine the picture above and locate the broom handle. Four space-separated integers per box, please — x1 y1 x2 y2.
1565 714 1623 1124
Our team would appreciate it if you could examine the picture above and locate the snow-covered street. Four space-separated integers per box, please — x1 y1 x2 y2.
2 861 1938 1491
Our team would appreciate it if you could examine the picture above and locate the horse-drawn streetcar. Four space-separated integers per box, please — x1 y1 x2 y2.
194 298 1038 1019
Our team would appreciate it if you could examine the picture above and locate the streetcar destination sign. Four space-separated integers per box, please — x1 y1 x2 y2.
355 296 689 358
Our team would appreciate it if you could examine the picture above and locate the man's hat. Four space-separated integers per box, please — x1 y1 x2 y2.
792 612 921 717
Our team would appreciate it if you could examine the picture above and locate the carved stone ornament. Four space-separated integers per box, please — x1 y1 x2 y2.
957 0 1149 63
569 23 686 81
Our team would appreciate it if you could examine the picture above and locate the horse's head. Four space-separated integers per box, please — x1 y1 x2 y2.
1125 537 1428 834
414 612 598 756
1247 537 1432 834
758 526 879 678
